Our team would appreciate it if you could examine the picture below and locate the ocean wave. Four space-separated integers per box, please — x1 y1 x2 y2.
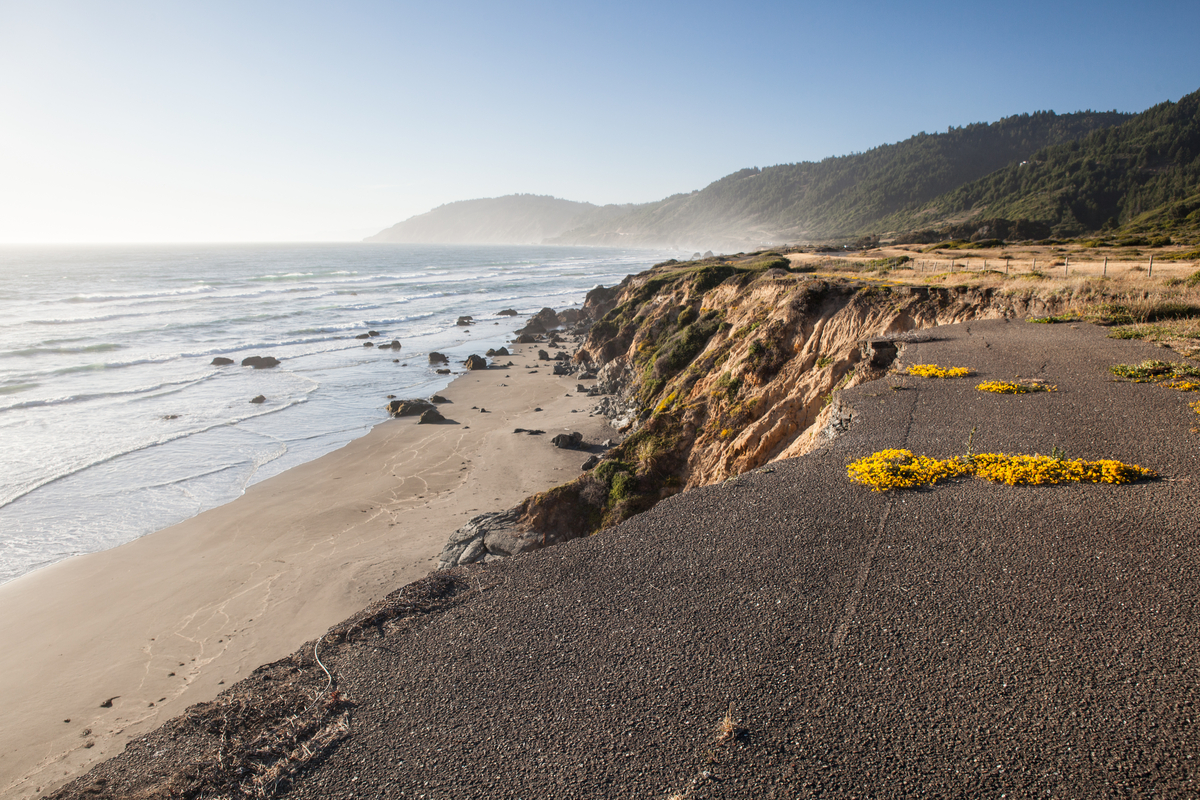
0 395 311 511
1 342 124 359
62 285 214 303
0 382 38 396
24 312 149 326
250 272 316 281
0 372 219 411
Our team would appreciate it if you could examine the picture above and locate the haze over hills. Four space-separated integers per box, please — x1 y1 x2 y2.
365 195 634 245
367 88 1200 250
547 109 1130 250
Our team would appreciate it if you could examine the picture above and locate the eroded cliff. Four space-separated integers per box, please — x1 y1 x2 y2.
439 254 1061 567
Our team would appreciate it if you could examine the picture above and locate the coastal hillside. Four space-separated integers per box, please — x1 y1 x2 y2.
878 87 1200 241
546 110 1130 250
365 194 633 244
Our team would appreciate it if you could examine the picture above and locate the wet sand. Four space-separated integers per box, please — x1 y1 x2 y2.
0 344 608 799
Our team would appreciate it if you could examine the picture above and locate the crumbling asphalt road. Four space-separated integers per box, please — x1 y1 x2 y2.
53 319 1200 799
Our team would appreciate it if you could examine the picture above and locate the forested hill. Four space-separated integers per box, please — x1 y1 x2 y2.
365 195 633 244
874 88 1200 240
545 109 1130 250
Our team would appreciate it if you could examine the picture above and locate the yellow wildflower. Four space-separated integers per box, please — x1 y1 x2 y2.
848 450 1155 491
976 380 1056 394
906 364 971 378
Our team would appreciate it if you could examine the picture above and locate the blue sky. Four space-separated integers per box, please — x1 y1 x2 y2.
1 0 1198 243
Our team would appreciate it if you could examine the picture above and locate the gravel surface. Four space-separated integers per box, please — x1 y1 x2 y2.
51 319 1200 799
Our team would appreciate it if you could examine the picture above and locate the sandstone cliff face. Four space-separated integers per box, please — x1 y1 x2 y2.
439 257 1062 568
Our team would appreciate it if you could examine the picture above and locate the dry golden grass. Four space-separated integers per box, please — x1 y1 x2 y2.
786 246 1200 356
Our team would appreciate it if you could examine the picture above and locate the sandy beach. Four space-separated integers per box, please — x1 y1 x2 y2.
0 343 610 799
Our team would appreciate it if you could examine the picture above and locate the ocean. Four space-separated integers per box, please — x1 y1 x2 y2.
0 243 668 584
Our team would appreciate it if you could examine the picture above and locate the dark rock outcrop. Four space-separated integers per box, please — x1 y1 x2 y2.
537 350 550 361
418 408 445 424
355 333 371 339
519 319 547 335
497 308 518 316
249 395 266 404
211 357 235 366
437 507 533 568
485 346 510 357
428 352 449 364
241 356 280 369
581 455 600 471
514 334 538 344
436 368 451 375
551 432 584 449
430 395 451 404
464 354 488 370
456 316 473 326
387 399 435 417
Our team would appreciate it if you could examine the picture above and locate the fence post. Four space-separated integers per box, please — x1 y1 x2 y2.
1148 254 1154 277
1103 256 1108 276
1065 255 1069 277
1005 257 1010 275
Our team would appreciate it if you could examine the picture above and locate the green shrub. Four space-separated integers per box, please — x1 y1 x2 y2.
651 311 723 380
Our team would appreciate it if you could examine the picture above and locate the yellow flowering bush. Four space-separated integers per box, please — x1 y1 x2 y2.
976 380 1056 394
968 454 1156 486
1191 399 1200 415
848 449 1156 491
906 364 971 378
1167 379 1200 392
846 449 970 491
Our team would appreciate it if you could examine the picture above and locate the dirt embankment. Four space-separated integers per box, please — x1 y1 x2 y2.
440 258 1071 566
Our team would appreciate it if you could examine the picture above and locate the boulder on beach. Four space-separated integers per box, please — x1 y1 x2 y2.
387 399 434 418
514 334 537 344
417 408 445 424
380 340 401 350
211 357 235 366
551 431 584 450
497 308 518 316
249 395 266 404
485 346 510 357
355 333 371 339
581 455 600 471
428 352 449 364
436 368 451 375
518 319 546 335
464 354 488 370
430 395 451 404
368 330 380 337
241 356 281 369
552 363 572 375
456 316 474 326
537 350 550 361
557 308 581 326
532 307 559 329
363 342 374 347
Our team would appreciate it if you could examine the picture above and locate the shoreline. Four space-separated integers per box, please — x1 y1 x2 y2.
0 343 610 799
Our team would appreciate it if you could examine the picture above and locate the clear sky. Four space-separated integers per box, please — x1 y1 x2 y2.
2 0 1198 243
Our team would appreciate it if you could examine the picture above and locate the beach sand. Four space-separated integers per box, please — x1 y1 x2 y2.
0 344 609 799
